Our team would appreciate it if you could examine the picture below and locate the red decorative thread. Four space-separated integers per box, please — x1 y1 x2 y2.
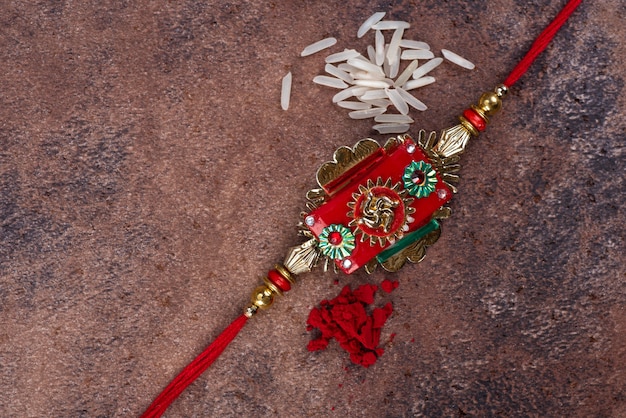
503 0 582 88
306 284 395 367
140 314 248 418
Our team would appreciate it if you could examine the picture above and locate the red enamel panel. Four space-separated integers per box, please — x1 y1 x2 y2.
306 137 453 274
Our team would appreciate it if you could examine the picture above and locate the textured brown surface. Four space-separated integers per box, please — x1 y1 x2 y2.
1 1 624 417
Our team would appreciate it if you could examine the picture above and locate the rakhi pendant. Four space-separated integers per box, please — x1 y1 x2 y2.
141 1 583 416
245 87 506 316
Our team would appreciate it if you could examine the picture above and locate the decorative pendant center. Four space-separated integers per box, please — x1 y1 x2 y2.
359 190 400 234
347 177 415 247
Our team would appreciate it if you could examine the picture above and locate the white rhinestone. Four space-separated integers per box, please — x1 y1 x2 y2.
437 189 449 200
305 216 315 226
342 259 352 269
406 143 416 154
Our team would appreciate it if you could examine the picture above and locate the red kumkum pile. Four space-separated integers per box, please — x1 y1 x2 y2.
306 279 399 367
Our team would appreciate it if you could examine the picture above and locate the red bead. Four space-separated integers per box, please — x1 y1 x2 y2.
463 108 486 132
328 231 343 245
268 269 291 292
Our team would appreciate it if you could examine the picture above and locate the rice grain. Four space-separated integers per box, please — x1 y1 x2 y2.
332 86 369 102
393 60 419 87
441 49 475 70
353 79 393 88
347 58 385 77
412 57 444 79
400 49 435 60
325 63 354 84
402 76 436 90
373 123 411 134
396 87 427 111
374 114 414 123
371 21 410 30
398 39 431 50
281 72 292 110
301 37 337 57
359 89 388 100
349 107 387 119
337 101 372 110
357 12 386 38
385 88 409 115
325 49 361 63
313 75 349 89
375 30 385 66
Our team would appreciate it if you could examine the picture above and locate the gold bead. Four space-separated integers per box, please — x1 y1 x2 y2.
244 305 259 318
251 285 274 310
495 84 508 98
477 92 502 116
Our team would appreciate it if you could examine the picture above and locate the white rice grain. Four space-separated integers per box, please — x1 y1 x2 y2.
396 87 427 111
337 63 360 73
388 49 401 78
353 79 392 88
281 72 292 111
313 75 349 89
332 86 369 102
373 123 411 134
360 98 391 107
352 70 386 81
399 39 431 50
348 107 387 119
385 88 409 115
375 30 385 66
359 89 388 100
337 101 372 110
371 21 410 30
357 12 386 38
347 58 385 77
374 114 414 123
301 37 337 57
400 49 435 60
367 45 376 63
386 28 404 66
393 60 419 87
325 49 361 63
402 76 436 90
325 63 354 84
441 49 475 70
412 57 443 79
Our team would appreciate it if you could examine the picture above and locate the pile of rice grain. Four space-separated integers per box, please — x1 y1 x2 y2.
281 12 475 134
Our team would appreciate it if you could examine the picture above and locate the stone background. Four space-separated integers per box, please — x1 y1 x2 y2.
1 1 624 417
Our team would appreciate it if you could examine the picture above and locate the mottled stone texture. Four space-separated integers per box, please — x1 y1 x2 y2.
0 1 624 417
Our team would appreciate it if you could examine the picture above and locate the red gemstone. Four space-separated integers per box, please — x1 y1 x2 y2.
328 231 343 245
411 170 425 185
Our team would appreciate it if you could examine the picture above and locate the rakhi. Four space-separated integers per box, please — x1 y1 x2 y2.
141 1 582 416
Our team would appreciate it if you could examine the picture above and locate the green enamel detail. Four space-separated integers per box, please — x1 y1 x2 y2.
376 219 440 263
402 160 438 198
318 224 356 260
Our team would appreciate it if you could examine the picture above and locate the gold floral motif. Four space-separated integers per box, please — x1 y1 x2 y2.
316 138 380 190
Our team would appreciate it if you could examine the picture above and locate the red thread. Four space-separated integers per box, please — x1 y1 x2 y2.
140 314 248 418
503 0 582 88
